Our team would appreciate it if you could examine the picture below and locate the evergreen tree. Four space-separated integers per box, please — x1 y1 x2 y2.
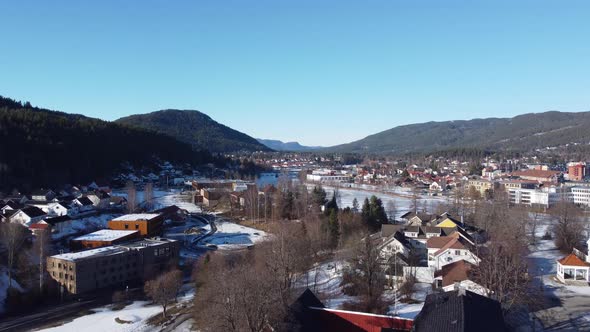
352 198 359 212
311 185 328 209
328 209 340 249
324 192 339 216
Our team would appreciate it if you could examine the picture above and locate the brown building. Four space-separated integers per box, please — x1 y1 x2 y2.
47 238 179 294
108 213 164 236
70 229 140 250
568 164 586 182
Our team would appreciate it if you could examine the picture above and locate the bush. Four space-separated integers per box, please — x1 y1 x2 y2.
542 231 553 240
399 275 417 300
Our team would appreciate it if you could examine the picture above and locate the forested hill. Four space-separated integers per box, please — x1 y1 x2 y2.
256 138 322 151
116 110 271 153
328 111 590 154
0 96 211 191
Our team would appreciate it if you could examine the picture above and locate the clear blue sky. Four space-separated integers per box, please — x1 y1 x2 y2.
1 1 589 146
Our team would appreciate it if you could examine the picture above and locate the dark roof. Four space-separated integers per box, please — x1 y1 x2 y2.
381 224 403 238
422 226 442 234
20 206 47 218
393 231 412 249
1 200 22 210
77 197 94 206
45 215 72 225
31 189 54 196
91 190 111 199
413 290 506 332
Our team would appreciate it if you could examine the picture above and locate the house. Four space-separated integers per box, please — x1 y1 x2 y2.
47 202 71 216
400 212 435 226
413 290 507 332
70 229 140 250
1 200 22 214
44 215 73 234
289 289 413 332
427 233 479 270
433 260 487 296
31 189 57 202
86 191 111 209
379 231 412 261
73 197 95 213
28 221 51 236
10 206 47 226
433 213 463 229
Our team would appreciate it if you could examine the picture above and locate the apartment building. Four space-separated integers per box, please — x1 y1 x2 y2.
47 238 179 294
569 187 590 207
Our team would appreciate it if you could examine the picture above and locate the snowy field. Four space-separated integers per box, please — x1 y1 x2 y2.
112 189 201 214
202 220 268 250
316 185 448 220
300 261 429 320
39 288 195 332
39 301 161 332
52 214 121 241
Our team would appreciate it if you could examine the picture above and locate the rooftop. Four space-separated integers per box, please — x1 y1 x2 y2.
112 213 161 221
558 253 590 267
51 246 129 262
72 229 139 242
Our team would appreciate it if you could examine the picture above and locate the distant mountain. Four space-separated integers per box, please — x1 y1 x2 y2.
328 111 590 154
0 96 210 191
116 110 270 153
257 139 322 152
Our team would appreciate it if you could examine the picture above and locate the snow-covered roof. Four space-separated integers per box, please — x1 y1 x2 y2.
51 246 128 262
72 229 139 242
112 214 160 221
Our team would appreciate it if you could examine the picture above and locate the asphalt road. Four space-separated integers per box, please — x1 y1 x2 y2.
0 299 98 332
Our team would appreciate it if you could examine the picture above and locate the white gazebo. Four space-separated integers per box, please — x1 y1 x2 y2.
557 253 590 284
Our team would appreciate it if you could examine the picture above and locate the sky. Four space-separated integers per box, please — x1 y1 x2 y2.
1 1 589 146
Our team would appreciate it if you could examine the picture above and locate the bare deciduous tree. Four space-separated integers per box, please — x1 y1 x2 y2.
0 223 27 289
144 182 154 211
126 181 137 213
550 201 586 253
144 269 183 318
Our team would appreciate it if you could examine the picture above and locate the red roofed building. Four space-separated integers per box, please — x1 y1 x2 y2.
557 253 590 283
511 169 561 183
427 233 479 270
291 289 412 332
568 163 586 181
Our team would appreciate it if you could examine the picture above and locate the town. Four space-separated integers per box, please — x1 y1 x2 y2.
0 155 589 331
2 1 590 331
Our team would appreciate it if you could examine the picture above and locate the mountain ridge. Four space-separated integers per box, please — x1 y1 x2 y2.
327 111 590 154
256 138 322 152
116 109 271 153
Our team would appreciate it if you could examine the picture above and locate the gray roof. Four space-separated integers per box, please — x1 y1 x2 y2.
413 290 507 332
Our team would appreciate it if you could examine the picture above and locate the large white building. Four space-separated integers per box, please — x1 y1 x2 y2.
507 187 562 208
569 187 590 207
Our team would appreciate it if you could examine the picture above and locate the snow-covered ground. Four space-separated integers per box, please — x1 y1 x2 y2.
317 185 448 220
112 189 201 214
299 261 429 319
52 214 120 241
39 288 195 332
202 220 268 250
39 301 161 332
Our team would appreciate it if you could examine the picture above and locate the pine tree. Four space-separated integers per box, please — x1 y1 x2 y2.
328 209 340 249
352 198 359 212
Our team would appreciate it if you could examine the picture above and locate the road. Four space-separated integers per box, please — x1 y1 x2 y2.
0 299 99 332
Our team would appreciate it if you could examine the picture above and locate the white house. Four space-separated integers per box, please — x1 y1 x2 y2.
86 191 111 209
72 197 95 213
10 206 47 226
427 233 479 270
379 231 412 261
47 202 70 216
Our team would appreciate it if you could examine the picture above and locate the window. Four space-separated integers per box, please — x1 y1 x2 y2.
135 224 139 229
125 224 129 229
455 250 461 255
